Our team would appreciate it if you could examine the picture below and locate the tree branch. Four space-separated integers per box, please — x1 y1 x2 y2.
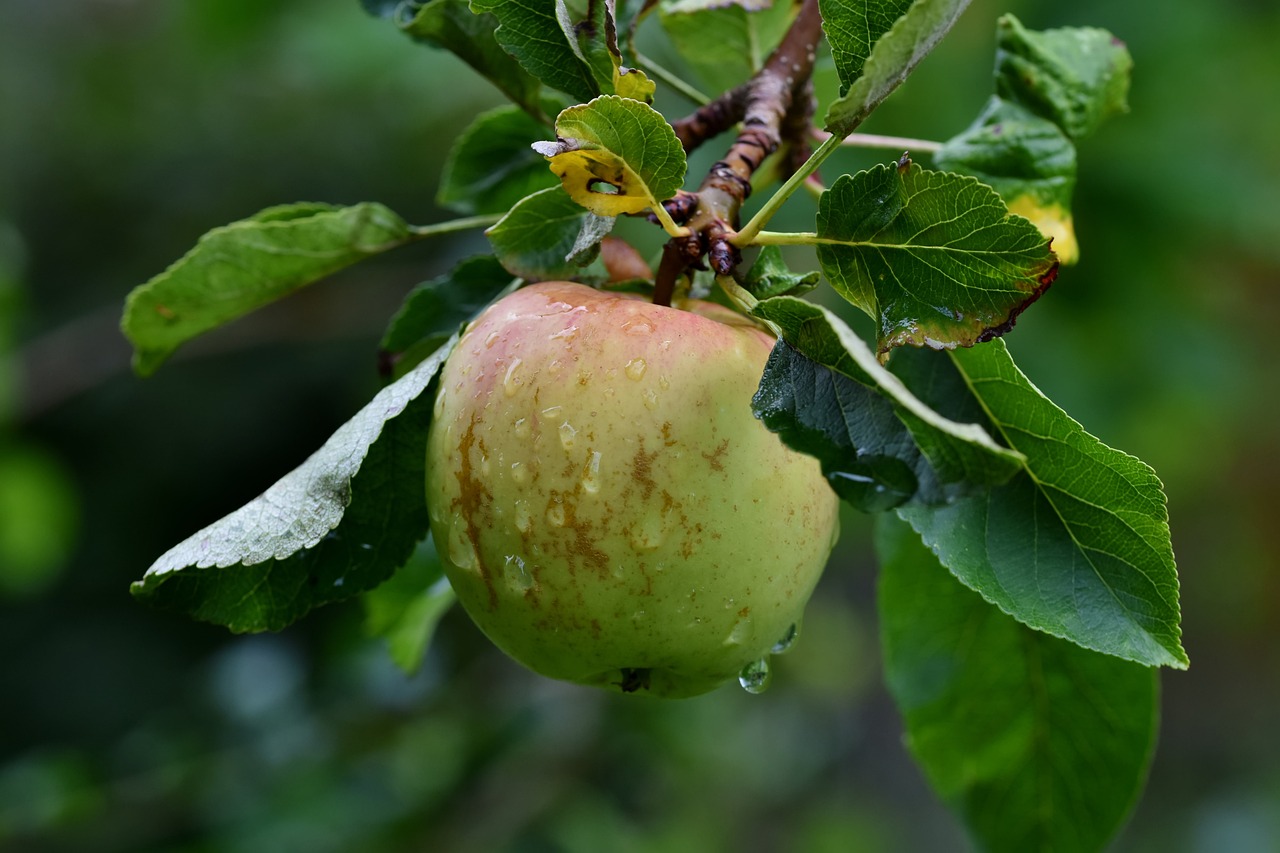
654 0 824 298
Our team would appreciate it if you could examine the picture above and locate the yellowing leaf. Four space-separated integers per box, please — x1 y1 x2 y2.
614 66 656 104
533 96 687 231
547 149 652 216
1006 195 1078 264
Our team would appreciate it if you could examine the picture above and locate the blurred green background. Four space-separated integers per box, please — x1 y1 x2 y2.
2 0 1277 850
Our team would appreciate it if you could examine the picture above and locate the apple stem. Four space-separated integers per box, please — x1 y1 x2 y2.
652 241 687 308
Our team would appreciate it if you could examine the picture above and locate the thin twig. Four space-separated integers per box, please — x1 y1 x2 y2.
821 130 943 153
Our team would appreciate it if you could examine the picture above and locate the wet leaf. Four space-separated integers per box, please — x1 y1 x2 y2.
131 338 456 632
893 341 1188 669
751 296 1022 510
824 0 971 138
533 95 686 218
936 96 1080 264
438 106 560 216
816 163 1058 354
122 202 419 376
486 187 613 281
877 513 1159 853
995 14 1132 142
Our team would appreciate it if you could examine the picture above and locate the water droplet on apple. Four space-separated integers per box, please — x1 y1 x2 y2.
658 374 671 390
549 325 578 342
559 421 578 450
723 620 751 647
484 331 501 349
502 358 524 398
625 358 647 381
503 554 533 591
447 520 478 570
738 658 771 694
546 497 566 527
771 622 799 655
514 499 531 533
624 321 653 336
581 451 602 494
513 417 531 439
642 389 659 410
510 461 527 485
547 358 564 376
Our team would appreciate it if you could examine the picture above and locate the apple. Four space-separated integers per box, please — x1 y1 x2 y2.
425 281 840 698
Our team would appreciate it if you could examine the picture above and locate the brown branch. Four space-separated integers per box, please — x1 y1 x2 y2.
655 0 825 295
670 84 750 153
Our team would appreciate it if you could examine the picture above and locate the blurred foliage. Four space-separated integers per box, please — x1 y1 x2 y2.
0 0 1277 851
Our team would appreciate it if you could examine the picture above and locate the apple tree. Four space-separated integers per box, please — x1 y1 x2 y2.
119 1 1184 850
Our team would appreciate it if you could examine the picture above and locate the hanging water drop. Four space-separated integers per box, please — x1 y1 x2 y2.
771 622 800 655
738 658 772 694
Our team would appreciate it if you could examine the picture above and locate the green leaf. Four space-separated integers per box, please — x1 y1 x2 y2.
739 245 820 300
363 535 456 674
877 514 1159 853
893 341 1188 669
470 0 600 104
130 338 455 632
995 14 1132 142
533 95 687 218
563 0 617 96
818 0 913 95
824 0 971 139
380 255 516 376
659 0 795 94
754 339 938 511
397 0 545 117
750 296 1022 510
121 202 419 376
816 163 1058 354
935 96 1080 264
438 106 561 216
486 187 613 281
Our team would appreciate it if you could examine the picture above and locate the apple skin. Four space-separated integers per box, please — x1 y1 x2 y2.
425 281 840 698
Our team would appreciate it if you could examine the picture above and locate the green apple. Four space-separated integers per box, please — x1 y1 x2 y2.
425 281 840 698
